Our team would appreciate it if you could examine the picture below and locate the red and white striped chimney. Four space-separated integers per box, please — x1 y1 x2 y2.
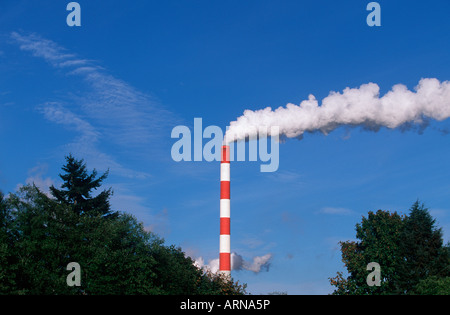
219 145 231 277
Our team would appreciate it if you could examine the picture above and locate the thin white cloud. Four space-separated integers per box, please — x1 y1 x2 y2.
79 70 171 146
58 59 91 68
16 163 57 197
318 207 354 215
37 101 149 179
64 141 151 179
268 170 303 183
109 184 170 236
11 32 76 67
10 31 173 177
38 102 100 143
144 208 170 237
11 31 174 148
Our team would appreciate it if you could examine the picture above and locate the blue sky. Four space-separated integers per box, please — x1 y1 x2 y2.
1 0 450 294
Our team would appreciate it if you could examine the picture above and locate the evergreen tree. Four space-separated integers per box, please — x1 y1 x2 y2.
49 155 116 218
397 201 450 293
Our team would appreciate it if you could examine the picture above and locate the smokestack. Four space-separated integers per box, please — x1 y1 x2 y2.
219 145 231 277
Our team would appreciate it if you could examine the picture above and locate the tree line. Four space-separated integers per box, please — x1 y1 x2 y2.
0 155 246 295
1 155 449 294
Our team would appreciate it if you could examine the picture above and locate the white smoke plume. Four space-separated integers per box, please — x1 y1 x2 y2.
225 78 450 143
194 252 272 274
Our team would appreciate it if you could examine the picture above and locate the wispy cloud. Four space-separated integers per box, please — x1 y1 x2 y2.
267 170 303 183
16 163 57 197
79 70 171 146
38 102 100 143
11 32 77 67
11 31 174 148
37 101 150 179
108 182 171 237
10 31 174 177
317 207 354 215
145 208 171 237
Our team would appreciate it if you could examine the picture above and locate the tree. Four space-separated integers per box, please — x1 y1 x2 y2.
150 242 203 295
72 213 160 295
411 276 450 295
0 191 17 293
330 202 450 295
329 210 404 295
6 185 81 294
195 271 247 295
49 154 116 218
397 201 450 293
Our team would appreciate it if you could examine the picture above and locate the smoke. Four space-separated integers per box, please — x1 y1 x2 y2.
243 254 273 273
225 78 450 143
194 252 272 274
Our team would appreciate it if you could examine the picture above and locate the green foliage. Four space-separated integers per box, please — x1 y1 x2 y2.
49 154 116 218
397 201 448 292
330 202 450 295
0 155 246 295
330 210 404 295
0 192 17 293
411 276 450 295
196 271 247 295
